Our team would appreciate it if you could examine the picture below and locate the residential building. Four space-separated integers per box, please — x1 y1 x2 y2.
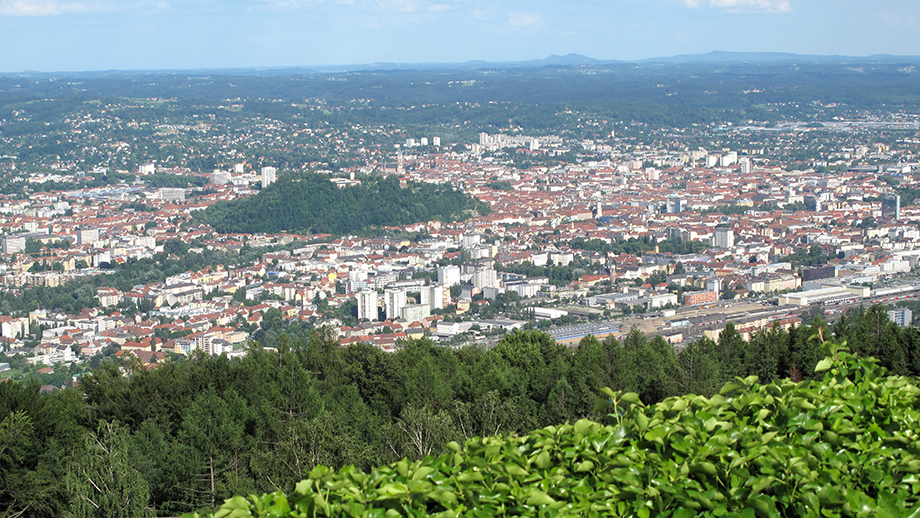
356 290 378 321
261 166 277 188
713 228 734 249
683 291 719 306
888 307 912 327
384 288 407 320
438 265 461 287
420 283 445 310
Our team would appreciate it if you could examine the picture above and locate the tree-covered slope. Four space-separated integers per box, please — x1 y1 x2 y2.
198 174 489 235
193 343 920 518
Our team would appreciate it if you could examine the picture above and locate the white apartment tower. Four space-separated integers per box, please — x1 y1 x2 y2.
385 288 407 320
357 290 378 322
261 166 277 188
713 228 735 249
740 157 752 175
473 268 498 289
421 283 445 310
438 265 461 287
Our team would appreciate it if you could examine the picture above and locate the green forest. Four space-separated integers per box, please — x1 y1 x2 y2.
196 174 490 235
2 305 920 517
200 341 920 517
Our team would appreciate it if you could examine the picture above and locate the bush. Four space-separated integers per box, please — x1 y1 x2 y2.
188 341 920 517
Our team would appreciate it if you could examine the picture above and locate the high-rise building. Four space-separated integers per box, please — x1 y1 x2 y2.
138 163 155 175
666 197 686 214
881 194 901 220
77 228 99 246
739 157 752 175
888 307 912 327
233 163 245 174
384 288 407 320
438 265 461 287
432 137 441 147
421 283 444 310
473 268 498 289
2 235 25 254
261 166 277 188
713 228 734 249
720 151 738 167
461 234 481 249
357 290 378 321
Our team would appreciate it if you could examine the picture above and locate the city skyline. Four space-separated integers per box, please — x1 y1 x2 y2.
1 0 919 73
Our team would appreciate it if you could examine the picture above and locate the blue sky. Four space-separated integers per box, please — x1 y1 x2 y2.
1 0 919 72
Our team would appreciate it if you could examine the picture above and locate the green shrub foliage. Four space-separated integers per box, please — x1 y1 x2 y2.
193 342 920 518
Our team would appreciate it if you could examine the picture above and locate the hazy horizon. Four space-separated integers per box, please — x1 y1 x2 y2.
1 0 919 73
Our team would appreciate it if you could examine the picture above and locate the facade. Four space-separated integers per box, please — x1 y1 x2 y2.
438 265 461 287
683 290 719 306
384 288 407 320
473 268 498 289
802 266 836 282
740 157 752 175
666 197 686 214
401 304 431 323
261 166 277 188
211 171 231 185
158 188 186 201
0 316 29 339
420 283 444 310
77 227 99 246
2 235 25 254
746 274 801 293
713 228 734 249
881 194 901 220
888 307 912 327
356 290 378 321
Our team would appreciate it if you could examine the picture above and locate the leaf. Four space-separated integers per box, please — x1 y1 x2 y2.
535 450 552 470
720 382 742 395
574 419 594 435
636 413 650 431
575 460 594 472
506 465 529 477
620 392 641 404
411 467 435 481
526 491 556 506
815 358 834 373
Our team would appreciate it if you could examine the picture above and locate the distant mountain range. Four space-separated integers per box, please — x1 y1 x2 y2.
223 51 920 75
7 51 919 78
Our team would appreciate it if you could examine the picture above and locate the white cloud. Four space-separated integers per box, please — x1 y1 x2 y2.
0 0 93 15
875 10 917 27
508 11 541 27
685 0 791 13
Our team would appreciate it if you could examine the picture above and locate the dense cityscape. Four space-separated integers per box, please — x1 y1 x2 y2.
2 88 920 383
4 59 920 516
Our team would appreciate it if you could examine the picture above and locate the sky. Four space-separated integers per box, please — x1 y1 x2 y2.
1 0 919 72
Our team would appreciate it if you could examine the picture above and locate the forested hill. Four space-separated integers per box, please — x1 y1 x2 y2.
196 174 490 235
